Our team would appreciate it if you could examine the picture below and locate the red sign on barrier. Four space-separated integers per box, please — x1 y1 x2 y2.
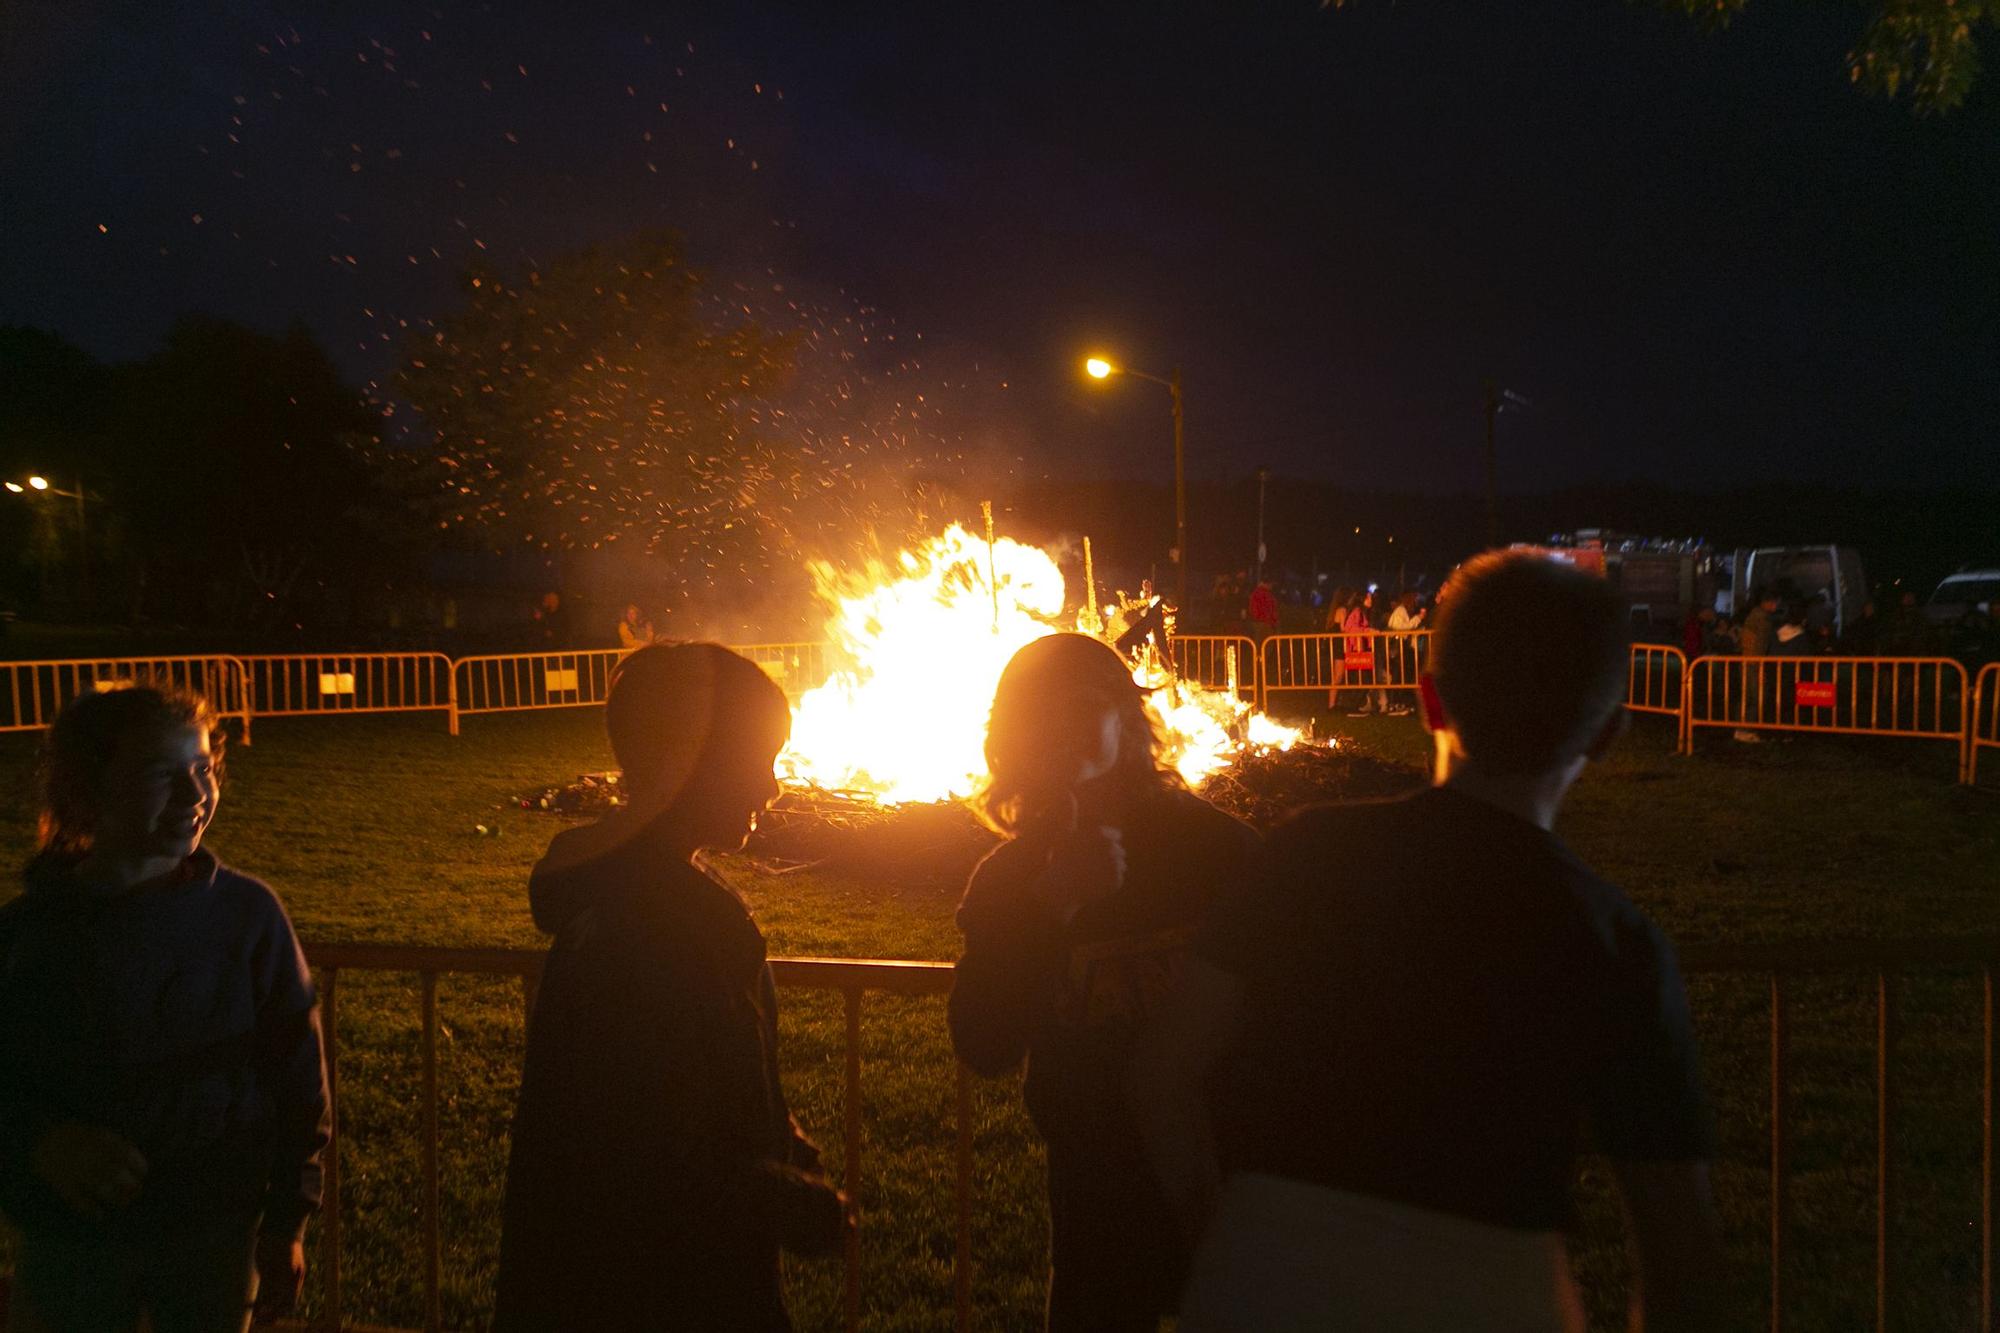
1343 652 1375 673
1795 680 1837 709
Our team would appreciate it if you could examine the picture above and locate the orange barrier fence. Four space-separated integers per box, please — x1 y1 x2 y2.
1260 631 1430 705
1627 643 1687 723
235 653 455 742
1683 655 1970 774
1975 664 2000 786
452 649 627 727
300 943 965 1333
0 655 250 736
732 641 834 699
1170 634 1260 704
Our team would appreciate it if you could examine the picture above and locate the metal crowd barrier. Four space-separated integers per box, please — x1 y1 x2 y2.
1683 656 1970 774
1975 663 2000 786
276 937 2000 1333
0 655 250 736
1170 634 1260 705
452 650 627 727
300 944 966 1333
1674 936 2000 1332
1627 643 1687 726
235 654 456 743
731 641 834 700
1260 631 1430 704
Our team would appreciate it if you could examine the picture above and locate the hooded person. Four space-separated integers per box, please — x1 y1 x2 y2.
493 643 847 1332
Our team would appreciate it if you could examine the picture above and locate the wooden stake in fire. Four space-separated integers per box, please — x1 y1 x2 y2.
1083 536 1099 633
981 500 999 634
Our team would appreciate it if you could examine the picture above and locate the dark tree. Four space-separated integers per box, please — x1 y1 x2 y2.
111 316 379 627
1657 0 1995 112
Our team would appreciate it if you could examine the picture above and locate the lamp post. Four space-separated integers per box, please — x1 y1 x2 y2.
7 475 90 611
1084 357 1187 613
1254 465 1271 585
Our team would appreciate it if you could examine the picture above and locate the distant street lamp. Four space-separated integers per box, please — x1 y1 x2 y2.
1083 355 1187 612
7 474 91 610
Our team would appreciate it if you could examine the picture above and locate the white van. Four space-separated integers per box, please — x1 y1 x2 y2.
1925 567 2000 624
1717 546 1868 638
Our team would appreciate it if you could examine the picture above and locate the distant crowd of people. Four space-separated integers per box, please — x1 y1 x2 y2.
0 550 1721 1331
1680 589 2000 669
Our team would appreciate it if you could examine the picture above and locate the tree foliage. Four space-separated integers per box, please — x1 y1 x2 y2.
1322 0 1993 112
1657 0 1992 112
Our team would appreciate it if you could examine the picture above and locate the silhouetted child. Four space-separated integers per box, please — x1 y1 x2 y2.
949 634 1256 1332
1136 551 1722 1331
0 685 328 1332
494 642 846 1332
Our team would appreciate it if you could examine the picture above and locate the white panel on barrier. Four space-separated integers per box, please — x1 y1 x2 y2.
545 668 580 692
319 673 358 696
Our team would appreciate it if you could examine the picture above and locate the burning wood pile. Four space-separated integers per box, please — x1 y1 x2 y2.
519 741 1423 890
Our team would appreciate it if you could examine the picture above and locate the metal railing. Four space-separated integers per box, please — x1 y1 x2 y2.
1627 643 1688 724
1170 635 1260 705
1675 936 2000 1332
289 936 2000 1333
301 943 966 1333
236 654 456 742
451 650 626 725
0 655 250 736
1683 656 1970 775
1975 664 2000 786
1260 631 1430 703
731 641 833 700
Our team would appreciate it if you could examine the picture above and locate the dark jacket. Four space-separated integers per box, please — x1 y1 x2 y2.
0 851 328 1243
494 819 832 1333
949 788 1256 1316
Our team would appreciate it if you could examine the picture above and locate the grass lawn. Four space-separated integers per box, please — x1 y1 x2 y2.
0 703 1996 1330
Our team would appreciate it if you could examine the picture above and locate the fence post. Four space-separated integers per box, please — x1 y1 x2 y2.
318 966 342 1333
447 658 461 736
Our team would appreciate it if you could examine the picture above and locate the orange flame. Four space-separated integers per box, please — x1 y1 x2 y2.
778 524 1302 803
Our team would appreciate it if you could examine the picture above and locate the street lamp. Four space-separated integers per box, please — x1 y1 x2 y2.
6 474 91 610
1082 355 1187 613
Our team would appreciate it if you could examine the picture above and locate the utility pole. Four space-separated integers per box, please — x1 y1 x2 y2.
1170 366 1187 613
74 475 89 615
1254 466 1271 585
1483 378 1499 550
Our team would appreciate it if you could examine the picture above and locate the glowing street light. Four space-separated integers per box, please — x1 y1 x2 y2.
7 474 92 609
1082 353 1187 612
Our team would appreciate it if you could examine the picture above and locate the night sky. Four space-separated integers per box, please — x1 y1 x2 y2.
4 0 1996 494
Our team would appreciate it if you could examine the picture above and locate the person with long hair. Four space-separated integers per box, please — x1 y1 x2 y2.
0 684 328 1332
1324 586 1355 708
949 634 1256 1331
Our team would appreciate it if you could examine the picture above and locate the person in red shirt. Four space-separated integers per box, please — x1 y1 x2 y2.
1246 580 1279 639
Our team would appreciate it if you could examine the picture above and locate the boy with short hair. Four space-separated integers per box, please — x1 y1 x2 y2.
1134 550 1723 1331
494 643 847 1331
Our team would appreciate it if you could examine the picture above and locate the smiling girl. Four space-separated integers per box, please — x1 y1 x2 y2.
0 684 328 1333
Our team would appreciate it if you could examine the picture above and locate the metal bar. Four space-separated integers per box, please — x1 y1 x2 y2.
843 985 863 1333
320 967 343 1332
422 971 442 1333
1878 971 1897 1333
956 1060 973 1333
1987 968 1997 1332
1771 974 1788 1333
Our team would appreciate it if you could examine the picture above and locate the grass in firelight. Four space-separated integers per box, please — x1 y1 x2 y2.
0 707 1993 1330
